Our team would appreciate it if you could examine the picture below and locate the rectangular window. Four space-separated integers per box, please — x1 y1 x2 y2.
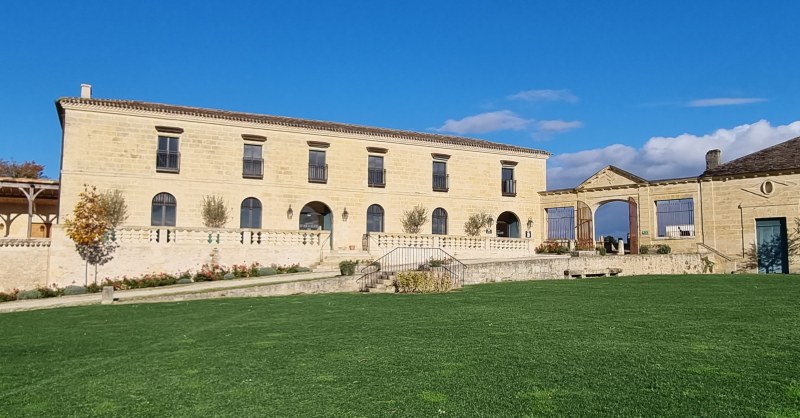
156 136 180 173
243 144 263 178
432 161 448 191
368 156 385 187
502 167 516 196
546 207 575 240
308 150 327 183
656 198 695 237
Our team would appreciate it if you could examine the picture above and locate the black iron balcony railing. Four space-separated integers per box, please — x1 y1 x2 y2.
432 173 449 192
502 179 517 196
368 169 386 187
156 151 180 173
308 164 328 183
243 158 264 178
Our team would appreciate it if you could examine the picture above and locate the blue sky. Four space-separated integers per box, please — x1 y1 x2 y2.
2 1 799 236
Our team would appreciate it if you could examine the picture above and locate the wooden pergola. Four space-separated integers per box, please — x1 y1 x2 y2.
0 178 59 238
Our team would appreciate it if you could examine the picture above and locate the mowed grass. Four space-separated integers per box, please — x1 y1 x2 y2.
1 275 799 417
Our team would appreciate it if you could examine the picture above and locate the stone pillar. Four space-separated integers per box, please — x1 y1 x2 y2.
101 286 114 305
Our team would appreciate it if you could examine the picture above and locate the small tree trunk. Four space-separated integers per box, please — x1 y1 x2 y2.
84 260 88 286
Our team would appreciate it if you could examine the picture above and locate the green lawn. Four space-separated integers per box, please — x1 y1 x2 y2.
1 275 799 417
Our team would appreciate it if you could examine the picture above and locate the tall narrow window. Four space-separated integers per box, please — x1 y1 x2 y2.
656 198 695 237
432 208 448 235
308 150 327 183
151 192 177 226
546 207 575 240
240 197 262 229
156 136 180 172
432 161 448 192
502 167 516 196
243 144 263 178
366 204 384 233
368 156 385 187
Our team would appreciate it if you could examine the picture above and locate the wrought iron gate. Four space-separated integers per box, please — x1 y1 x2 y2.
576 201 593 249
628 197 639 254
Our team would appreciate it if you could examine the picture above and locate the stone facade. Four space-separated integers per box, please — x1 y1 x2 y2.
57 100 548 252
2 92 798 292
540 163 800 273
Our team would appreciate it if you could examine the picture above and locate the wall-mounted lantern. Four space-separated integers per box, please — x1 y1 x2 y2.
485 216 494 234
287 205 294 220
527 217 533 230
342 207 349 222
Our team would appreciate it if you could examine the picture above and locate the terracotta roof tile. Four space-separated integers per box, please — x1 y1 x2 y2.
56 98 549 156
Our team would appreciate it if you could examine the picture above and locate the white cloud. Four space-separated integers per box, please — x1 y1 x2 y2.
687 97 767 107
547 119 800 190
508 89 578 103
537 119 583 133
436 110 531 134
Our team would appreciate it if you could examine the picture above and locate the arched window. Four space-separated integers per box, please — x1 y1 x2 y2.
151 193 176 226
432 208 448 235
240 197 262 229
366 204 384 233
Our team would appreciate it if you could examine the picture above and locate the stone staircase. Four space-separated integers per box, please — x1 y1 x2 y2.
360 272 397 293
312 249 372 272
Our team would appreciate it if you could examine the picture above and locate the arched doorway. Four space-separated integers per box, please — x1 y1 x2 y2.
496 211 520 238
299 201 332 231
593 198 638 254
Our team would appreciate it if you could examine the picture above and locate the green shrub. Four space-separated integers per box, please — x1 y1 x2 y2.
63 285 88 296
177 278 192 284
596 246 607 256
429 259 443 267
37 285 62 298
339 260 357 276
395 271 452 293
17 289 42 300
295 266 311 272
639 245 650 254
223 272 236 280
86 282 102 293
249 263 262 277
536 242 569 254
656 244 672 254
258 267 277 276
0 290 18 302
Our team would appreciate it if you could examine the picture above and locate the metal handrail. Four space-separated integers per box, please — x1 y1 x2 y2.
357 246 466 292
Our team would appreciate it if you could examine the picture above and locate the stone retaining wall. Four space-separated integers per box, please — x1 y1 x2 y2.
120 275 359 304
463 253 716 285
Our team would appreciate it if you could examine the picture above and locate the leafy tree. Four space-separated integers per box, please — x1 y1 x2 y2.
464 211 492 236
201 195 230 228
98 189 129 228
401 205 428 234
742 218 799 272
0 159 45 178
64 185 117 285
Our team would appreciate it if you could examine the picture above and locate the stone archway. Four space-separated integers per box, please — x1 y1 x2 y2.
592 198 638 254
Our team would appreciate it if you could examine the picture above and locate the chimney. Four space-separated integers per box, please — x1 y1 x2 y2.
705 149 721 170
80 83 92 99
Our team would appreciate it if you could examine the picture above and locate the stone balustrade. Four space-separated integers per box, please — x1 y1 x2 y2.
112 227 330 247
365 233 535 259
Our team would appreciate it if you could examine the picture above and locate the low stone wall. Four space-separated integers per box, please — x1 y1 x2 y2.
463 253 715 285
119 275 359 304
0 239 50 291
46 226 329 288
